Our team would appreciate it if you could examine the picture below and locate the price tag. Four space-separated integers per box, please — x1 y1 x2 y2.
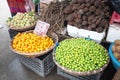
33 20 50 36
110 11 120 24
40 0 54 4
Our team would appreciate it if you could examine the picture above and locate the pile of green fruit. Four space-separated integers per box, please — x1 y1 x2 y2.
55 38 109 72
6 11 37 28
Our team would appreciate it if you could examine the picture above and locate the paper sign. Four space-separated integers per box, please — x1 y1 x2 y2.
40 0 54 4
33 20 50 36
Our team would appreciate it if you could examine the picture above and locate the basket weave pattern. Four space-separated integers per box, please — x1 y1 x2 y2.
53 50 110 76
57 67 102 80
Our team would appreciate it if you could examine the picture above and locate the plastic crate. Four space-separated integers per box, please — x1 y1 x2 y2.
18 51 55 77
8 28 35 39
8 29 19 39
57 67 102 80
109 43 120 70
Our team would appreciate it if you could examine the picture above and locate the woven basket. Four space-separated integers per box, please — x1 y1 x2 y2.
7 12 38 31
10 30 58 57
53 46 110 76
7 21 37 31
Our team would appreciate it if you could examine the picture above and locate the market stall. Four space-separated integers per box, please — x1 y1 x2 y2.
7 0 120 80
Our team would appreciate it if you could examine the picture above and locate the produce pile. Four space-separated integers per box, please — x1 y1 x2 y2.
63 0 111 32
40 1 69 33
7 11 37 29
12 32 54 53
112 40 120 62
55 38 109 72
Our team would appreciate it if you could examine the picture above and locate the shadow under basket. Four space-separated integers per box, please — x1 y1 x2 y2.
57 67 102 80
18 51 55 77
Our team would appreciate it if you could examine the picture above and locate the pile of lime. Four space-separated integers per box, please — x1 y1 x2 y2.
55 38 109 72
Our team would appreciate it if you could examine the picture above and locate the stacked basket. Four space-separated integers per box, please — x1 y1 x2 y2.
9 29 58 77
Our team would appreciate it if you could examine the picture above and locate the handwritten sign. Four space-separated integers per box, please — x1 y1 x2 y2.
33 20 50 36
40 0 54 4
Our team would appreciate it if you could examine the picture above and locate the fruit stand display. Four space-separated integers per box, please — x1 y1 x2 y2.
7 0 120 80
6 4 58 76
53 38 110 80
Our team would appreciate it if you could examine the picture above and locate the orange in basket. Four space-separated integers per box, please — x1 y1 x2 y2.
12 32 54 53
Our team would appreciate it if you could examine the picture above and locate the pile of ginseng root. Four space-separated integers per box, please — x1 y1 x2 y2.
40 1 69 34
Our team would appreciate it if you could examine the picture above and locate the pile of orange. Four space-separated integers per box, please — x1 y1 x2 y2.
12 32 54 53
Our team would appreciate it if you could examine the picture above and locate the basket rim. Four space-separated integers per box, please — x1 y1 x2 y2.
10 30 58 57
53 39 110 76
7 22 36 31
